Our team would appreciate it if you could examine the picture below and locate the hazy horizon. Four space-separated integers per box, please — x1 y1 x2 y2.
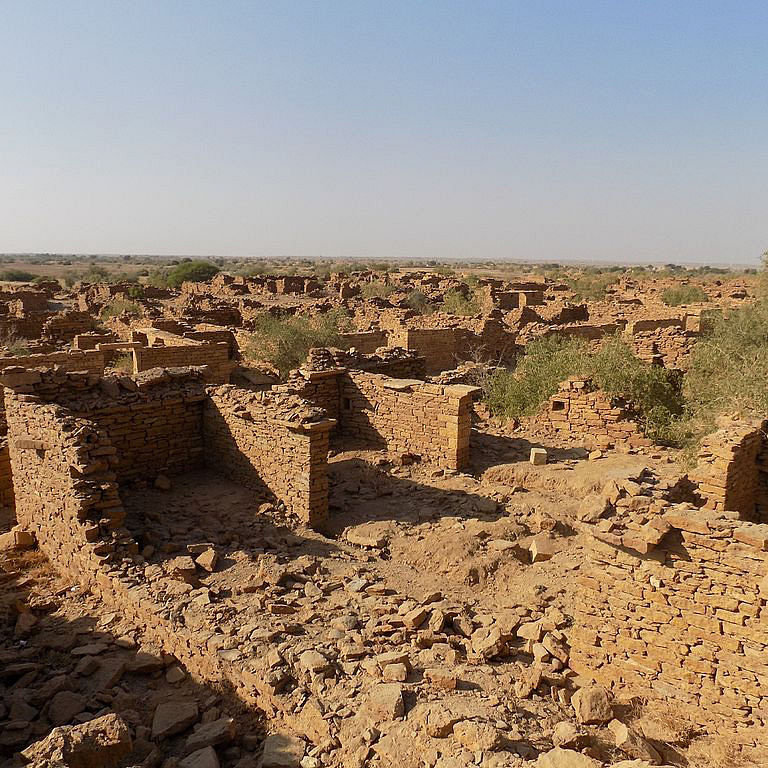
2 1 766 263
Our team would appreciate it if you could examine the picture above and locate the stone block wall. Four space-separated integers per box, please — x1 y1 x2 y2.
87 392 206 484
73 332 118 350
3 374 126 570
339 330 390 354
42 310 95 342
204 386 334 527
543 377 648 448
690 421 768 521
570 507 768 727
0 439 14 529
0 349 106 376
339 371 478 469
388 327 463 373
133 342 232 383
1 367 208 485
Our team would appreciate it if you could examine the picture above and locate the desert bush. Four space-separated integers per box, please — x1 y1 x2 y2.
246 309 351 378
440 289 480 316
361 280 396 299
404 290 431 314
0 332 32 356
151 260 220 289
0 269 36 282
566 272 617 302
661 285 708 306
683 300 768 434
484 337 590 420
484 335 682 442
111 353 134 373
100 298 141 320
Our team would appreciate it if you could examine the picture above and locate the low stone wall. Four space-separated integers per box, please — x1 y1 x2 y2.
0 349 106 375
690 420 768 521
204 386 334 527
339 330 389 354
73 332 118 350
3 371 126 568
133 342 232 383
387 327 464 373
543 377 648 448
42 310 95 342
339 371 477 469
571 506 768 727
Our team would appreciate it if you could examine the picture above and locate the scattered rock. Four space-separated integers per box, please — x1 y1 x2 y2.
21 713 132 768
261 732 306 767
180 746 220 768
608 719 662 763
195 548 219 572
152 701 199 739
571 685 612 725
536 747 602 767
48 690 87 726
364 683 404 722
155 474 172 490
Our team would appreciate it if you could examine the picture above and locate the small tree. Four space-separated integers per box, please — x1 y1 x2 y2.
246 309 351 378
163 260 220 289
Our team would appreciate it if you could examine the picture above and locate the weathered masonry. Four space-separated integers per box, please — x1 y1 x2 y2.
1 366 334 530
571 506 768 727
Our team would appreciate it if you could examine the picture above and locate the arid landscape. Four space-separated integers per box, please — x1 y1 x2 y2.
1 257 767 767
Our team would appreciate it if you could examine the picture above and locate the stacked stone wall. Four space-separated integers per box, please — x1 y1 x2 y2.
543 378 648 448
690 421 768 520
571 507 768 727
133 343 232 383
42 310 95 342
0 349 106 375
3 375 125 570
204 386 334 527
339 371 477 469
339 330 390 354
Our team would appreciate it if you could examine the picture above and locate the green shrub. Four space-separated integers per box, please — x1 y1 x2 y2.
404 290 431 314
246 309 351 378
0 269 36 282
684 300 768 434
100 299 141 320
0 333 32 356
566 273 617 302
484 335 682 442
661 285 708 306
158 260 220 289
127 284 145 299
111 352 134 373
440 289 480 316
484 337 591 420
361 280 396 299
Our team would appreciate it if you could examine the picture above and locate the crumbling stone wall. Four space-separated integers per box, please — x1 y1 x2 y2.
3 369 125 569
339 330 389 354
204 386 334 527
133 342 232 383
690 421 768 521
543 377 648 448
387 327 465 373
571 507 768 726
73 332 118 350
0 349 106 376
2 367 207 485
42 310 95 343
339 371 477 469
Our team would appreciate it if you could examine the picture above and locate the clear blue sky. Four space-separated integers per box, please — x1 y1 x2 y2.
1 1 766 263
